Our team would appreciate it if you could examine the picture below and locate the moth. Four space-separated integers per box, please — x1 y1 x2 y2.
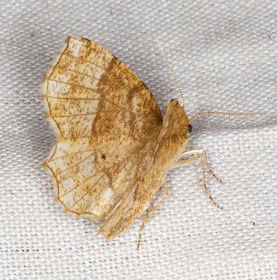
43 36 263 249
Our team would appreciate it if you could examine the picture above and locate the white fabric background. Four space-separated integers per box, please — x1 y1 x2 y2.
0 0 276 279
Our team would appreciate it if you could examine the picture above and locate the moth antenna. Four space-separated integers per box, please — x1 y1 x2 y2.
155 37 185 109
190 111 266 122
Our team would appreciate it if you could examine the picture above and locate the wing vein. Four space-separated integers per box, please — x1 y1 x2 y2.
62 53 106 70
55 66 100 81
48 79 98 92
48 149 96 163
52 113 97 117
45 95 124 110
46 96 100 101
55 153 95 175
68 173 107 210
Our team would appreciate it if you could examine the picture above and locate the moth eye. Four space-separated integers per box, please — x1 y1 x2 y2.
188 124 192 133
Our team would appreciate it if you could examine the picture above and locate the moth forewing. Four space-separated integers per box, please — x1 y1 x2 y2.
43 36 164 239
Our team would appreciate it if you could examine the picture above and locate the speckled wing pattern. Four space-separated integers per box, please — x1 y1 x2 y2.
43 37 163 229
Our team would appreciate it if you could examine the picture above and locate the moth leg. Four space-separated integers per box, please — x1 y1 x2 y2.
175 157 224 210
137 182 168 250
182 149 222 183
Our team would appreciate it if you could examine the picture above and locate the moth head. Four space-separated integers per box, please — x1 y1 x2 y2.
164 99 190 137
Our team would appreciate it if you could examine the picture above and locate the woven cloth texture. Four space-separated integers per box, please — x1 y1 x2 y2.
0 1 276 279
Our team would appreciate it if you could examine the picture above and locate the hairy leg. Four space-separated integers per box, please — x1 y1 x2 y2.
181 149 222 183
175 157 224 210
137 182 168 250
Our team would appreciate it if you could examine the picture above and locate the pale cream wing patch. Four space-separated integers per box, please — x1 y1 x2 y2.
45 135 148 219
43 37 163 220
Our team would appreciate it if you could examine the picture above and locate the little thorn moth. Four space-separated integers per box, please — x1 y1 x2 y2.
42 37 265 249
